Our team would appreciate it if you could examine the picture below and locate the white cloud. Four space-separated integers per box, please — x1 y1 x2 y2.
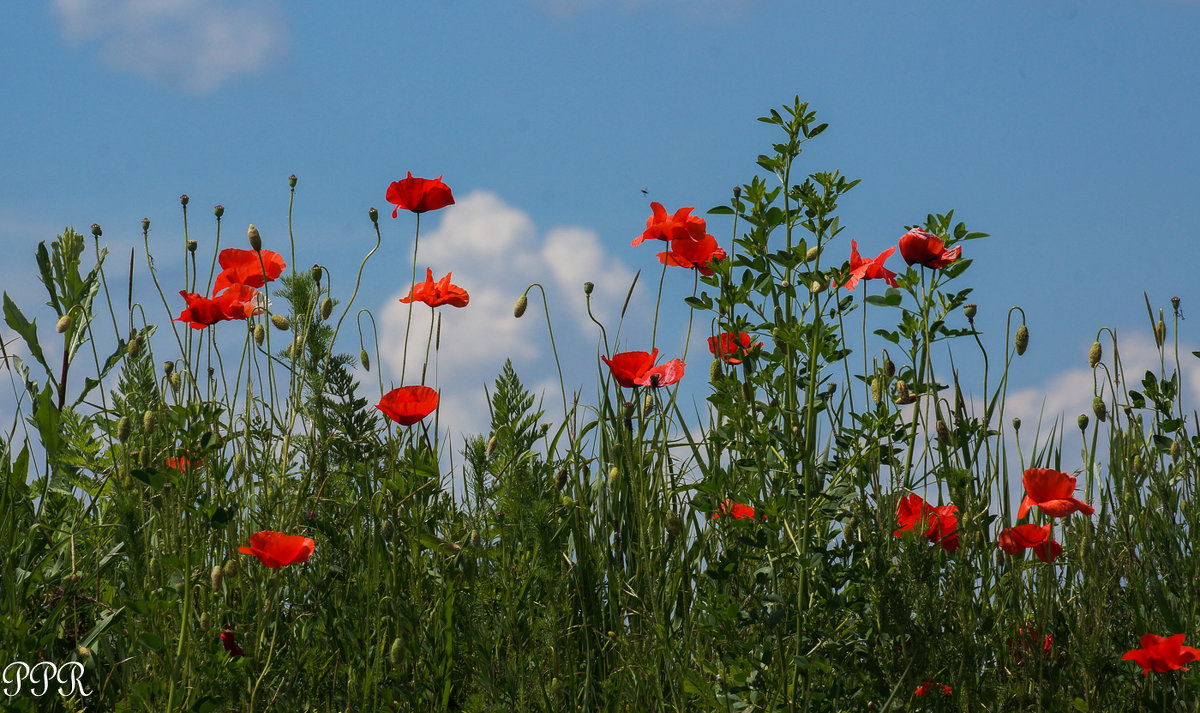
377 190 636 444
52 0 286 93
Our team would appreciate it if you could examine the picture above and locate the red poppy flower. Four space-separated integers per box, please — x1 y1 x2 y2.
1018 468 1095 519
708 332 762 365
165 456 202 472
842 240 898 290
898 228 961 269
376 385 439 426
398 268 470 308
220 625 246 657
1122 634 1200 676
712 498 757 520
212 248 287 294
914 682 952 697
997 523 1063 563
893 493 959 551
601 349 684 388
237 530 316 568
173 285 259 329
657 234 727 276
1009 624 1057 667
632 202 707 246
386 172 455 216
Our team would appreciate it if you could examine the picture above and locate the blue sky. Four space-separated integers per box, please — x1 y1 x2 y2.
2 1 1200 471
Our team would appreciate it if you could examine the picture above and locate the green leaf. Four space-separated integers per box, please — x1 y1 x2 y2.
3 292 52 377
138 632 165 652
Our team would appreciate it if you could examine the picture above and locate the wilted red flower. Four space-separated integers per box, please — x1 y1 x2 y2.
212 248 287 294
173 285 259 329
237 530 315 568
632 202 707 246
657 234 727 276
1122 634 1200 676
998 522 1063 563
601 349 685 389
1009 624 1057 667
1018 468 1095 519
708 332 762 365
398 268 470 308
898 228 961 269
894 493 959 551
386 172 455 216
914 682 952 697
220 625 246 657
376 385 439 426
712 498 757 520
842 240 898 290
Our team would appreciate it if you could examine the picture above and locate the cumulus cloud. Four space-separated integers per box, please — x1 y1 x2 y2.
52 0 286 93
377 190 637 445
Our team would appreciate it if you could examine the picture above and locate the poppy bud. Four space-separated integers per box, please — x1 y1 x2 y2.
214 204 224 218
583 281 594 295
56 314 71 333
608 466 619 489
320 297 333 321
211 565 223 591
126 339 140 358
1078 413 1089 431
187 239 198 253
254 323 266 347
91 223 102 238
622 401 635 420
936 419 951 444
896 380 910 400
1155 312 1166 347
233 452 245 474
223 558 238 578
709 359 722 381
389 637 404 667
805 245 821 263
288 174 298 188
180 194 189 206
141 217 150 232
368 206 379 223
513 294 528 318
810 279 824 293
1012 417 1021 432
644 394 655 416
169 372 181 392
1092 396 1107 422
963 303 977 320
665 511 683 539
884 359 895 377
199 612 211 632
555 468 567 491
381 519 394 540
486 435 497 458
469 529 482 548
247 224 262 251
360 349 370 371
117 416 131 443
1015 325 1029 356
284 342 294 358
143 409 155 434
271 314 290 331
871 376 883 405
163 360 174 375
1088 341 1102 368
1171 439 1181 462
732 185 742 198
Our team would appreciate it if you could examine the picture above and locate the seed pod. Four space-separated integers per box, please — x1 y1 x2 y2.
187 240 198 253
360 349 370 371
1092 396 1107 423
180 194 189 206
389 637 404 667
963 303 977 320
1012 417 1021 432
247 224 262 251
1088 341 1102 368
1077 413 1089 431
56 314 72 333
141 217 151 232
936 419 951 444
214 204 224 218
1171 439 1181 463
513 294 528 318
271 314 290 331
199 612 211 632
90 223 102 238
288 174 298 188
486 435 498 458
310 265 322 283
320 297 333 321
1015 325 1029 356
554 468 567 491
117 416 131 443
254 323 265 347
163 360 175 375
368 206 379 223
583 282 594 295
211 565 224 591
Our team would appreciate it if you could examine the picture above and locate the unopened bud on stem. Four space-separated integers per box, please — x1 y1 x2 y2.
513 294 528 318
1015 325 1029 355
1088 341 1102 368
247 224 262 251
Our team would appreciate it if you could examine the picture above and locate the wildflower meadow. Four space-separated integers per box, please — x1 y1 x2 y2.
2 98 1198 712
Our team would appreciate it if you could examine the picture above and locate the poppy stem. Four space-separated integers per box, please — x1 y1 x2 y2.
399 215 421 386
650 259 668 349
329 216 383 357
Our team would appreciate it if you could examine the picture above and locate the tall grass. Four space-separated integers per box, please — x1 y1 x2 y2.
1 97 1197 712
